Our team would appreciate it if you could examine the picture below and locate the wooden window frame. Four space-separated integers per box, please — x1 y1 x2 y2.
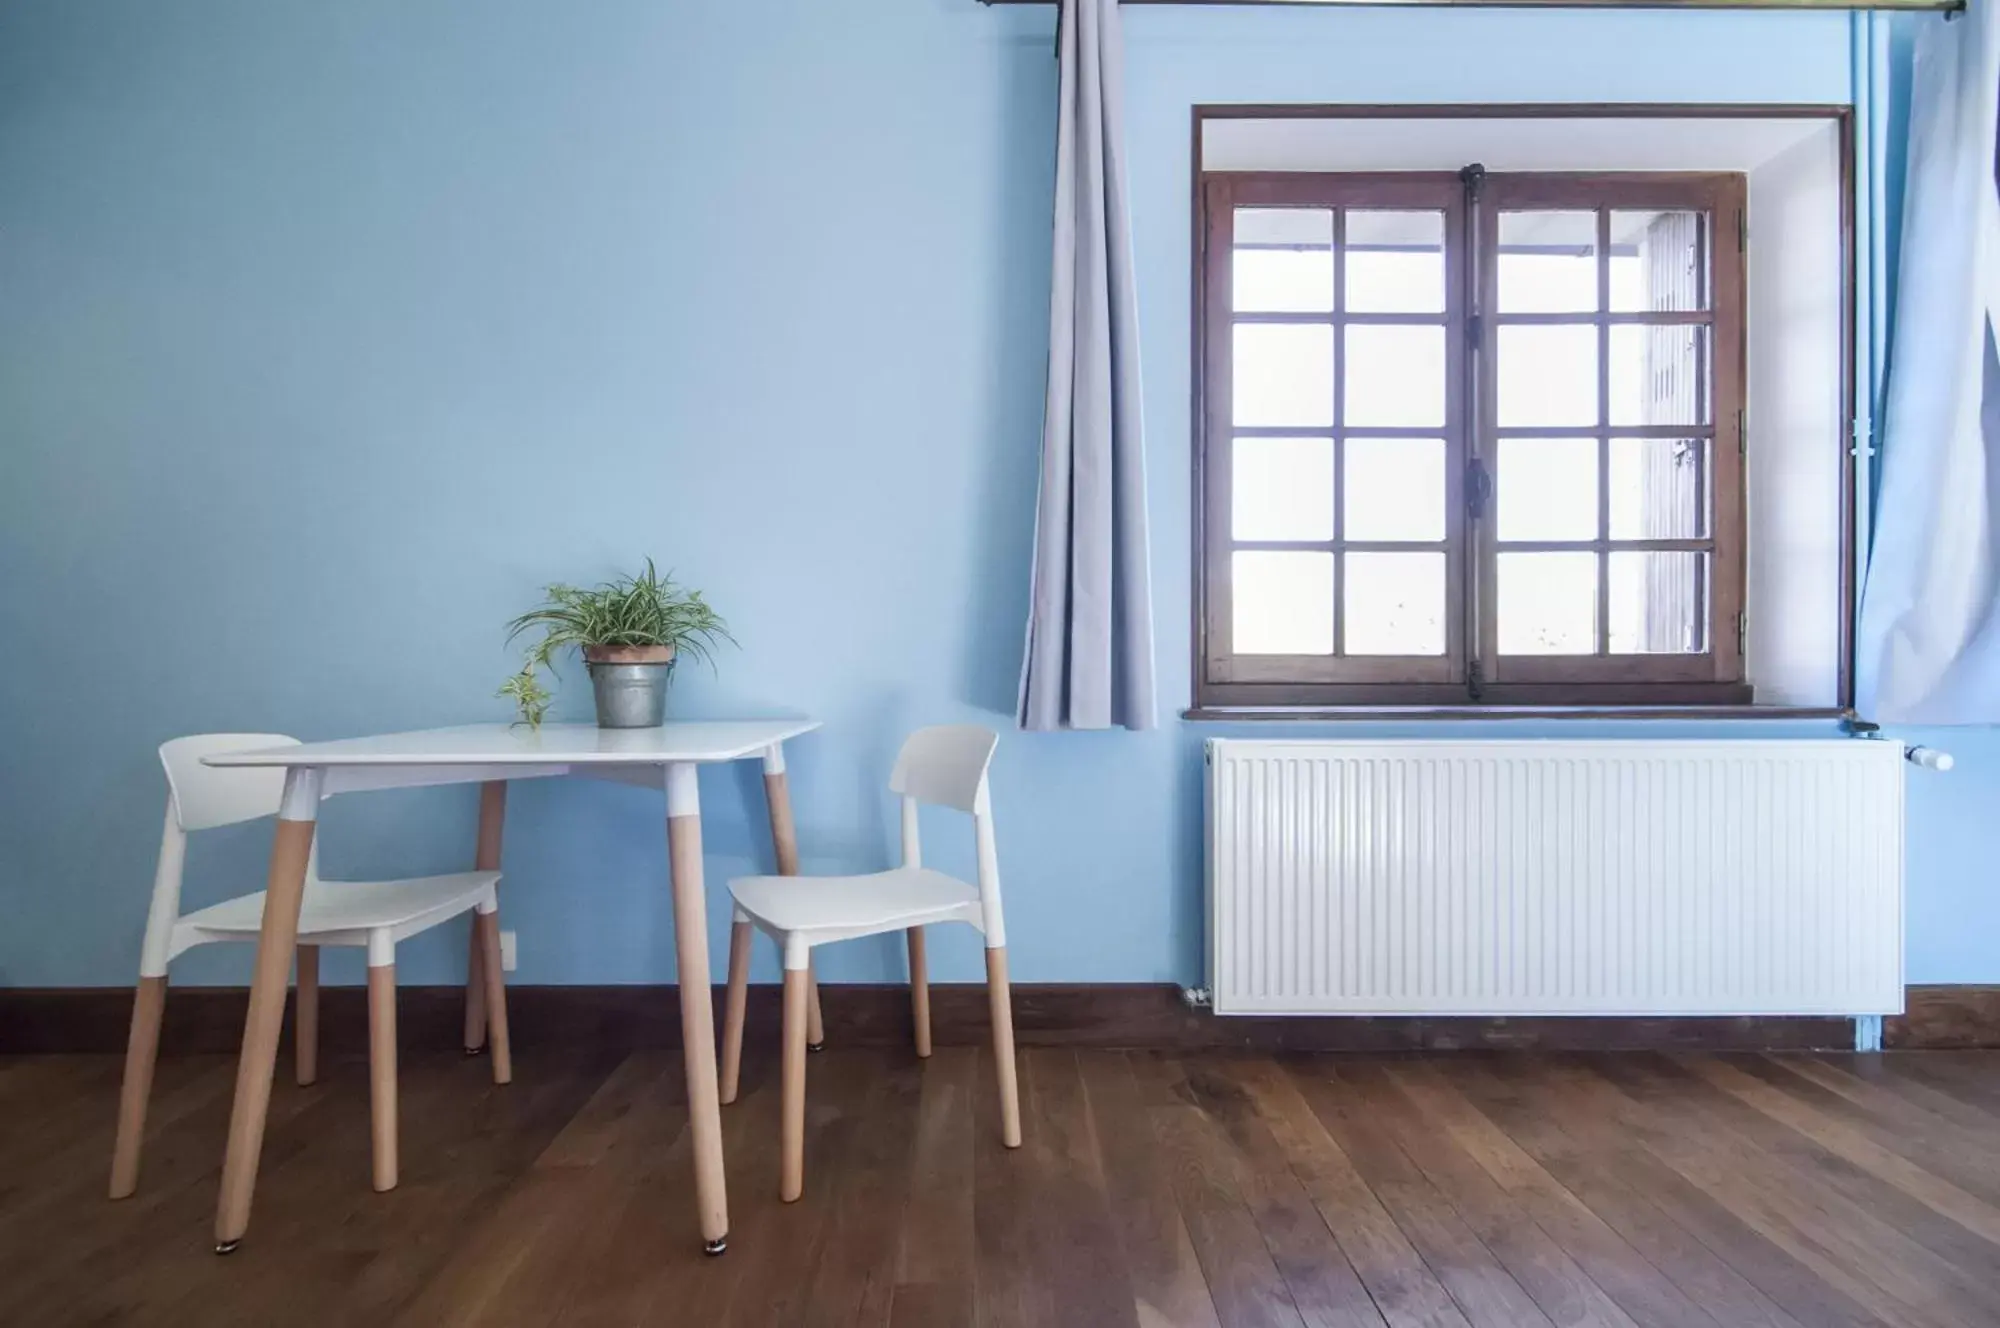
1202 173 1469 691
1196 165 1751 710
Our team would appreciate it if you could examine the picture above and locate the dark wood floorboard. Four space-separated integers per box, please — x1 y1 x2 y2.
1181 1059 1384 1328
1438 1058 1801 1328
893 1046 978 1328
1586 1054 1995 1328
1239 1059 1519 1328
8 1050 2000 1327
1464 1055 1884 1328
1143 1054 1310 1328
1317 1061 1642 1328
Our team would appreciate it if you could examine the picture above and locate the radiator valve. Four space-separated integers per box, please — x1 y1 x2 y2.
1907 745 1954 771
1181 985 1213 1010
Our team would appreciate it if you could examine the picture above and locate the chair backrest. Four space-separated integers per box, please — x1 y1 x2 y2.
139 734 305 978
890 725 1006 946
888 725 998 814
159 734 300 832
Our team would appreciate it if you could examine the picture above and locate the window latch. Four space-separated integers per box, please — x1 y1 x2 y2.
1465 457 1493 521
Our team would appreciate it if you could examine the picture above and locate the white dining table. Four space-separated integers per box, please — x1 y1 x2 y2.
202 718 821 1255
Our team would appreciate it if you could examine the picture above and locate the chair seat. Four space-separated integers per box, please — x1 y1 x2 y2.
728 867 981 947
176 871 500 947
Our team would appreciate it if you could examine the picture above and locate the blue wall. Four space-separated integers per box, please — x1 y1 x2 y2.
2 1 1989 993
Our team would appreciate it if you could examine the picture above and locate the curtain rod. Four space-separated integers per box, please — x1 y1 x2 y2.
980 0 1960 10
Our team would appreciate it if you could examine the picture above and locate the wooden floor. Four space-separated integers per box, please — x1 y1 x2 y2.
7 1047 2000 1327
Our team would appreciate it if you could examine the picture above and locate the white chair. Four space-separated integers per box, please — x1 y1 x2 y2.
720 724 1020 1201
108 734 513 1202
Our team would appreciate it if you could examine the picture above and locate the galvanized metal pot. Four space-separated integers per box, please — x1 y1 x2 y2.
583 644 675 728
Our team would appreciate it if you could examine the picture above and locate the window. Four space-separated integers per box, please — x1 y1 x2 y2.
1197 167 1749 708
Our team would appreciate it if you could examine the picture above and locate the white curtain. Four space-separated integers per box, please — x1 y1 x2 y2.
1857 2 2000 722
1017 0 1157 732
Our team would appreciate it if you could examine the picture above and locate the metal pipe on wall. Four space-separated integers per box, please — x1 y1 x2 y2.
980 0 1959 11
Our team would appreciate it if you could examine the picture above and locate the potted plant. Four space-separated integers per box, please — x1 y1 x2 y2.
501 560 733 729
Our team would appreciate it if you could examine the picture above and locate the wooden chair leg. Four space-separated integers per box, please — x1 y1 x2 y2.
294 945 320 1087
463 925 487 1055
465 780 506 1055
368 961 399 1192
474 908 512 1086
985 947 1021 1149
720 920 753 1104
806 959 825 1051
907 928 932 1059
765 763 825 1052
109 975 167 1199
780 963 809 1202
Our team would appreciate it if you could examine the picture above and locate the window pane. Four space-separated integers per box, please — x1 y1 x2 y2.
1234 323 1334 428
1346 552 1446 655
1234 208 1334 313
1610 210 1709 313
1609 551 1708 654
1498 210 1597 313
1498 552 1597 655
1345 210 1445 313
1609 325 1709 427
1344 438 1444 542
1233 436 1334 541
1498 438 1597 542
1233 551 1334 655
1497 325 1597 428
1609 437 1708 539
1344 324 1445 429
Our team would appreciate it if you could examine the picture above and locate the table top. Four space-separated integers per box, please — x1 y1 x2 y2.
204 720 821 767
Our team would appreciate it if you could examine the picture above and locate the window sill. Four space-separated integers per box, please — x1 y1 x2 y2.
1182 705 1853 723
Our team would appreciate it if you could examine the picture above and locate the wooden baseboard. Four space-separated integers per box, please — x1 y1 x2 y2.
0 983 1856 1055
1885 986 2000 1049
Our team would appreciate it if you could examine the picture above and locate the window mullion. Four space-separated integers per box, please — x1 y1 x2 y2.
1596 205 1612 658
1462 164 1494 695
1331 206 1346 659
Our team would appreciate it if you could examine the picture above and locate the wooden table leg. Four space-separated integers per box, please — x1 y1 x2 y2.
213 766 321 1253
666 762 729 1255
464 781 506 1055
763 746 823 1049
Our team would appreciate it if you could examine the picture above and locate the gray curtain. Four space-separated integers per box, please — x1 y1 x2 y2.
1857 3 2000 721
1017 0 1157 732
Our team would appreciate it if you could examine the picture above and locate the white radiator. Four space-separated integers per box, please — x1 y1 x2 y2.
1205 739 1904 1017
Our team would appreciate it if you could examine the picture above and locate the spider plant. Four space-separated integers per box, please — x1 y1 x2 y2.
501 560 733 727
496 667 553 730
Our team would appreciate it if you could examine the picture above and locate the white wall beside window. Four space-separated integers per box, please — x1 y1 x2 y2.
1745 124 1845 706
